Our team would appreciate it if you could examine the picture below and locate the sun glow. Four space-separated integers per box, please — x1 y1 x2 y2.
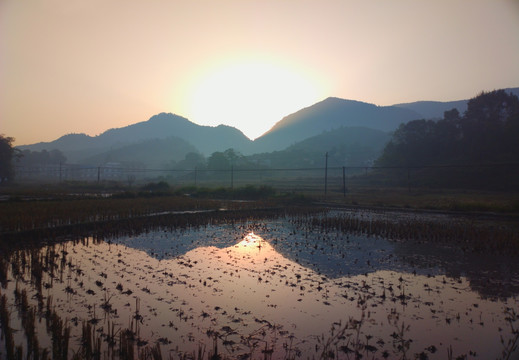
187 60 323 140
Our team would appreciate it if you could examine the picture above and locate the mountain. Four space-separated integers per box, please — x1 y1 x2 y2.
95 113 252 155
252 88 519 154
393 87 519 119
19 113 253 164
248 126 390 168
251 97 421 153
393 100 468 119
79 136 198 168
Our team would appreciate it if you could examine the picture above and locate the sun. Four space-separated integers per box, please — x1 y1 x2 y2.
187 60 323 140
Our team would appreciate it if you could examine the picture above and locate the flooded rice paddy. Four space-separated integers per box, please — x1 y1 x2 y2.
1 210 518 359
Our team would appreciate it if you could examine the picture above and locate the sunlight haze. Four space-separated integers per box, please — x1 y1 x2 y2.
187 58 325 139
1 0 518 145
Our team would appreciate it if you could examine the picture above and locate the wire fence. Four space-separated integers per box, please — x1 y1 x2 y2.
13 162 519 193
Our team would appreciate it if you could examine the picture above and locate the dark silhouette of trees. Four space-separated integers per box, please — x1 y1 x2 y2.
174 152 206 170
18 149 67 166
377 90 519 168
460 90 519 162
377 120 439 167
0 135 19 183
375 90 519 190
207 149 249 170
207 151 231 170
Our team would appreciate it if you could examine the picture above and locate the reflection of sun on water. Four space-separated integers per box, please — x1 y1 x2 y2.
223 232 278 269
234 232 265 251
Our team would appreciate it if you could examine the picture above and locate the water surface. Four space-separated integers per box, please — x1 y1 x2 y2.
1 214 518 359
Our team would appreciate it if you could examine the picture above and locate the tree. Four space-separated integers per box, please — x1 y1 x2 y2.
223 148 255 169
223 148 239 165
434 110 462 161
207 149 247 170
207 152 230 170
376 120 437 167
175 152 206 170
50 149 67 164
0 135 18 183
460 90 519 162
18 149 67 166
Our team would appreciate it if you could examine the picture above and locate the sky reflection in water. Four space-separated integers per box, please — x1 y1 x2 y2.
2 218 518 359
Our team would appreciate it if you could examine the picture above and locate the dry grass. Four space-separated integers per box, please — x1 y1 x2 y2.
323 187 519 214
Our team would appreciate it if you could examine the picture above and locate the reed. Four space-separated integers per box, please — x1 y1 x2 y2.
0 294 16 359
297 211 519 254
500 307 519 360
15 289 41 360
0 257 8 288
1 204 313 247
79 321 101 359
118 329 135 359
47 307 71 360
139 342 162 360
0 194 266 234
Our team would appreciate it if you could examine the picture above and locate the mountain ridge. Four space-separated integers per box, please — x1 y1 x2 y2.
19 113 253 163
251 97 422 153
17 87 519 167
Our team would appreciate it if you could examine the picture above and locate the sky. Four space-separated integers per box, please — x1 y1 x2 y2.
1 0 519 146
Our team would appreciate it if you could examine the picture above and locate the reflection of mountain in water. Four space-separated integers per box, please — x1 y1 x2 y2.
255 226 400 278
108 224 245 260
393 241 519 300
109 221 402 277
257 221 519 300
104 219 519 300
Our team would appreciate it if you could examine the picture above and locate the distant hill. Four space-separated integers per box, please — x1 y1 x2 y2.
252 88 519 154
79 136 198 168
393 87 519 119
96 113 252 155
18 113 253 164
251 97 421 153
248 126 390 168
393 100 468 120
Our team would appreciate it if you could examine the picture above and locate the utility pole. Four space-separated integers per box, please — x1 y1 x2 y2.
324 152 328 197
194 166 197 186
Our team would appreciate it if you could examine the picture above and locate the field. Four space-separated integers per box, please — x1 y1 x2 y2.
0 186 518 359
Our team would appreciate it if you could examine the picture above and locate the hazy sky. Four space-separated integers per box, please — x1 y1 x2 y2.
1 0 519 146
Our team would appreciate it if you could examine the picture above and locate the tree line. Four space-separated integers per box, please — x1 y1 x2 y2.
376 90 519 167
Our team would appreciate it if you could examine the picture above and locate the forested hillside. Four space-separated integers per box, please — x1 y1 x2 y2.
376 90 519 189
